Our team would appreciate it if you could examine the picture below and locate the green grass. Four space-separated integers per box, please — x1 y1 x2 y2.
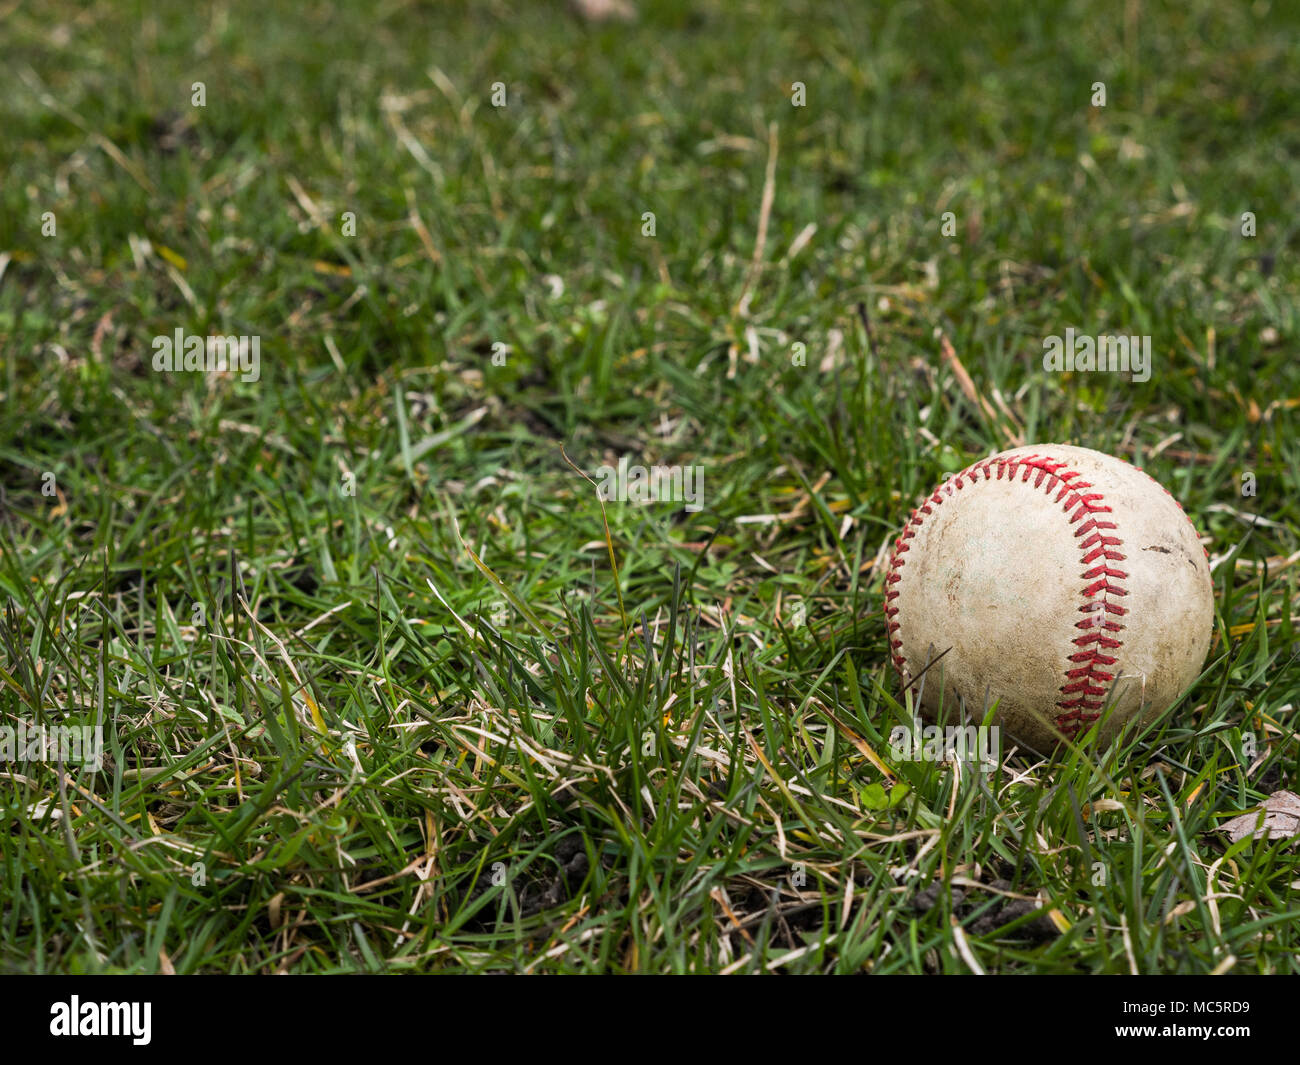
0 0 1297 973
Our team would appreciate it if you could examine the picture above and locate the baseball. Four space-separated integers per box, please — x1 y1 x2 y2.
884 444 1215 753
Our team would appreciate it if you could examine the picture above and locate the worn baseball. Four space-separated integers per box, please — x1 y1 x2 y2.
884 444 1215 752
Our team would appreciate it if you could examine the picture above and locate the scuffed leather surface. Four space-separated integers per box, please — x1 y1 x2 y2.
885 444 1215 754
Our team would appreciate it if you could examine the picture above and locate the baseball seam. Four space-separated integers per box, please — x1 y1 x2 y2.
884 454 1128 738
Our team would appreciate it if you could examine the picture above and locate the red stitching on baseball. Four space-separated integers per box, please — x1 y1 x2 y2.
884 453 1129 739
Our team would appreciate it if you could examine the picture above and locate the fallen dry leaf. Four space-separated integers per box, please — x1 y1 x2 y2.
571 0 636 21
1219 790 1300 845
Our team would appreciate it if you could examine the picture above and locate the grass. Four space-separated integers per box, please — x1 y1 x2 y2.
0 0 1297 974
